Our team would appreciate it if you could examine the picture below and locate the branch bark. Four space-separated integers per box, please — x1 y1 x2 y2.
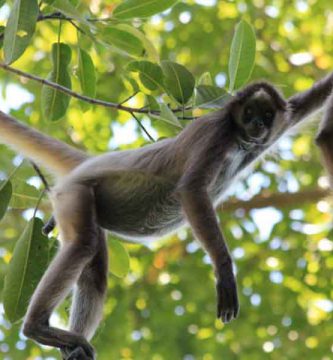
220 187 331 212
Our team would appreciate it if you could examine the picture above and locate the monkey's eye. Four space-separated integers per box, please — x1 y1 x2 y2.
245 107 253 116
265 111 274 120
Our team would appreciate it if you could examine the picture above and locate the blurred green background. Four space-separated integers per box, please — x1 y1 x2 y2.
0 0 333 359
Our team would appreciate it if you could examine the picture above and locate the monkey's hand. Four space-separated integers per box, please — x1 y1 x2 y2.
216 260 239 323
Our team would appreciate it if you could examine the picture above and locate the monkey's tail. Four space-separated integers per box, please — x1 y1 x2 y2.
0 111 88 177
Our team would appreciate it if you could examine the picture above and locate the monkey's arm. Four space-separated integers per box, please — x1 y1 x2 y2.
179 189 239 323
288 71 333 123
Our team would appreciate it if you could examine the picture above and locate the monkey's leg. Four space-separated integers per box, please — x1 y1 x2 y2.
316 92 333 185
23 183 100 360
70 230 108 339
61 230 108 360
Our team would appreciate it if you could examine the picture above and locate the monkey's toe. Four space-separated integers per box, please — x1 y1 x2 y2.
67 347 86 360
61 342 95 360
63 346 94 360
42 216 56 235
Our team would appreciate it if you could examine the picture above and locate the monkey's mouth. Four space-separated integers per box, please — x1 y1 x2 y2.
247 124 270 141
238 131 268 150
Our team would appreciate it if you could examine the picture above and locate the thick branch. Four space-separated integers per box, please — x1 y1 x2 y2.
220 188 331 212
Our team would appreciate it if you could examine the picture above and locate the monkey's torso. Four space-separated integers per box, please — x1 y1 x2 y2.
77 141 259 241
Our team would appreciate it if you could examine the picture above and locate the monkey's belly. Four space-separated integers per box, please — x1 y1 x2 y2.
94 176 184 239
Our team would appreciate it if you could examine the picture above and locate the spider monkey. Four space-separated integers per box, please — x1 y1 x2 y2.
0 72 333 360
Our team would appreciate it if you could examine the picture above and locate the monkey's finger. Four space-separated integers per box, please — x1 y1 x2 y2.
218 294 229 321
232 290 240 319
217 299 224 319
227 310 234 323
216 284 224 318
222 310 230 323
217 286 229 321
226 294 235 323
66 347 87 360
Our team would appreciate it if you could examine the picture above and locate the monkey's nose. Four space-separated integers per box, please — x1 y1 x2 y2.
253 118 264 128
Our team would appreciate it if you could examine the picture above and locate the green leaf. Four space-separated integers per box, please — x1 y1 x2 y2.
127 60 164 91
228 20 256 92
198 72 213 86
0 26 5 49
10 181 39 209
3 0 39 64
108 237 130 278
113 24 159 62
145 94 160 111
123 75 140 93
49 0 93 33
78 49 96 97
0 180 12 221
101 26 144 57
161 60 195 105
3 218 49 323
113 0 179 19
41 43 72 121
151 103 182 128
195 85 232 109
77 48 96 111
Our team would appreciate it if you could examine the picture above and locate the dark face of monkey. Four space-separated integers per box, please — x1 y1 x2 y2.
240 90 276 142
231 84 286 146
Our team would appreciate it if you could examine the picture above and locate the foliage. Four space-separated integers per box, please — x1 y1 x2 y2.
0 0 332 359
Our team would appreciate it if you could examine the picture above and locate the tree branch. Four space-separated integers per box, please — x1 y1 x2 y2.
37 12 117 24
0 63 195 119
220 188 331 212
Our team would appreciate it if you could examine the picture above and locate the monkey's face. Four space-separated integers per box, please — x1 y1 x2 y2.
236 90 276 144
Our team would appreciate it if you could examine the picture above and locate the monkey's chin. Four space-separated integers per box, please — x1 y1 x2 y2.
247 129 269 143
239 133 267 148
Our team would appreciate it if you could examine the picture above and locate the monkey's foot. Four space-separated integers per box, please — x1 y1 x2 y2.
216 262 239 323
61 344 95 360
42 216 56 235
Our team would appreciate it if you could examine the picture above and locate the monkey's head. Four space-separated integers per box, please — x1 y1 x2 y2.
232 82 286 146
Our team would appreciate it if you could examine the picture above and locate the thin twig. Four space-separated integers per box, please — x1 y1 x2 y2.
120 91 138 105
31 162 50 191
37 12 116 23
38 12 72 22
131 112 155 142
38 12 86 34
